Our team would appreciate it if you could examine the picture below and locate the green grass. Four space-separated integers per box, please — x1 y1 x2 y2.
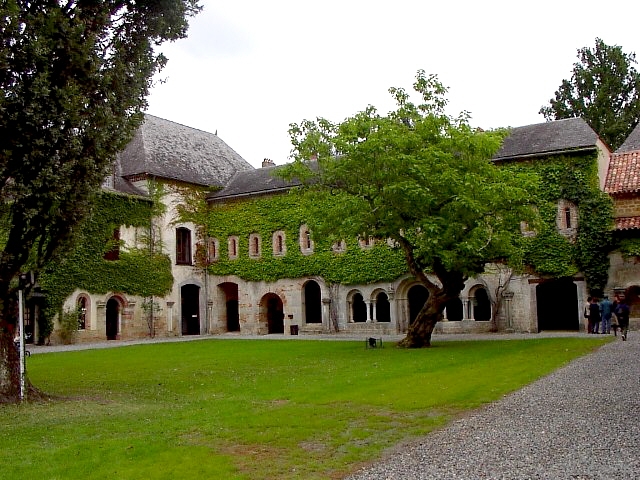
1 337 609 479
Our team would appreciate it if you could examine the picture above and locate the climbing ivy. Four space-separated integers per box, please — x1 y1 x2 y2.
192 192 408 284
38 191 174 332
503 153 613 293
185 152 612 294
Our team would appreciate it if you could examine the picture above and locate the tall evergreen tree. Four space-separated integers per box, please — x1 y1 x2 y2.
540 38 640 150
0 0 200 403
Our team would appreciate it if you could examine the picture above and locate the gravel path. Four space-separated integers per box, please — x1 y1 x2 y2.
346 334 640 480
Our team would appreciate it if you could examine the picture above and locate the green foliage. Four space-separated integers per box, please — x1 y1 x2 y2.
13 337 607 479
618 238 640 257
38 192 173 319
57 308 79 345
540 38 640 150
503 154 613 292
202 193 407 284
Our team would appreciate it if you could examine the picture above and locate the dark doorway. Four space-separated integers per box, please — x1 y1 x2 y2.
181 284 200 335
106 298 119 340
473 288 491 321
262 293 284 334
536 278 578 331
304 281 322 324
219 282 240 332
352 293 367 322
376 292 391 322
625 286 640 318
445 297 463 321
408 285 429 324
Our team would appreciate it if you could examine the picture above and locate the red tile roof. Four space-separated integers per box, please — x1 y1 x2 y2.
615 216 640 230
605 150 640 194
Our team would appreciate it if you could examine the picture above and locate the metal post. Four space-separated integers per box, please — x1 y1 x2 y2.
18 288 26 401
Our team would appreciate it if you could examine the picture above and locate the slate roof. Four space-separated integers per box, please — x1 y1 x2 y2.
118 114 253 187
604 150 640 194
208 165 302 201
493 118 600 161
616 123 640 153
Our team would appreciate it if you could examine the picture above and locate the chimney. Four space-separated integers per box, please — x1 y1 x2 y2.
262 158 275 168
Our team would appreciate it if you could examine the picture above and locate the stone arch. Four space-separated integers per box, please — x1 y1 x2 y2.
105 294 126 340
347 290 367 323
468 284 491 321
374 290 391 322
302 280 322 324
260 293 284 334
76 293 90 330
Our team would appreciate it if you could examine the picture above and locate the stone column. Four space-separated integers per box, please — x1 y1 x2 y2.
502 291 514 332
365 300 372 323
166 301 175 332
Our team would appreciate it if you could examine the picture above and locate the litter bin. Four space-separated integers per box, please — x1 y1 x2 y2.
290 325 299 335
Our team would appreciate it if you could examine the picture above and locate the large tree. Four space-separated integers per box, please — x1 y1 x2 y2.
540 38 640 151
281 71 537 348
0 0 200 403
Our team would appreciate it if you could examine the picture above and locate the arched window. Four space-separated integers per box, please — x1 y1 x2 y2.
359 236 375 249
556 199 578 240
77 295 89 330
299 225 314 255
249 234 261 258
228 236 239 259
273 231 286 256
208 238 219 262
332 240 346 253
176 227 192 265
352 293 367 322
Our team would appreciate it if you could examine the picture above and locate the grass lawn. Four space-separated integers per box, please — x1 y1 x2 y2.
1 336 609 479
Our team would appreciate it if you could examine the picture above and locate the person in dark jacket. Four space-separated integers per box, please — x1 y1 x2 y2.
615 295 630 341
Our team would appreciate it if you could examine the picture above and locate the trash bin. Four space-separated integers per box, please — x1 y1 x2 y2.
290 325 299 335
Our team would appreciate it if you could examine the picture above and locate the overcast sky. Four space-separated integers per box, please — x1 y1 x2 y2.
146 0 640 168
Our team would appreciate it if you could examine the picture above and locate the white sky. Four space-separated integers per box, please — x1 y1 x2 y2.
146 0 640 168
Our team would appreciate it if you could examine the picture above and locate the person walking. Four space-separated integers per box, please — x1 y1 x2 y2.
614 295 630 341
589 297 601 334
599 295 613 334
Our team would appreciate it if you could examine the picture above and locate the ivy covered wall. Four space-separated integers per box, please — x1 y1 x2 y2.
503 152 613 293
198 151 613 295
200 193 408 285
39 191 174 319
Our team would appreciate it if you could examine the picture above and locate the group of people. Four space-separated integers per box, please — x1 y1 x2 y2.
584 294 630 340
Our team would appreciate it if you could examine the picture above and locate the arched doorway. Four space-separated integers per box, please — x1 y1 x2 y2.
536 278 578 331
219 282 240 332
376 292 391 322
352 293 367 322
304 280 322 324
181 284 200 335
408 284 429 324
261 293 284 334
625 286 640 318
473 287 491 321
106 298 120 340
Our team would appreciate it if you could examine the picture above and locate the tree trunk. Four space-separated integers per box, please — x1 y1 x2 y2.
399 293 447 348
0 328 20 403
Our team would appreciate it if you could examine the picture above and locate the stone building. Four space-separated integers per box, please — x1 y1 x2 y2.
38 115 640 343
